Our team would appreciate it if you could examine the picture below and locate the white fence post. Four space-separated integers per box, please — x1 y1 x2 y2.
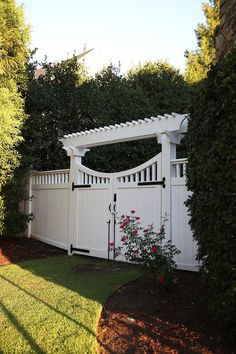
27 171 33 238
63 147 89 255
159 132 177 241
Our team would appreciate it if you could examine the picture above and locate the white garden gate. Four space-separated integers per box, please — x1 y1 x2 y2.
71 154 162 260
29 113 198 271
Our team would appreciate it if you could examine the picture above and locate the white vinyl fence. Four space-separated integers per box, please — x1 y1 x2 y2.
171 159 197 271
29 170 70 250
29 158 198 271
28 113 198 271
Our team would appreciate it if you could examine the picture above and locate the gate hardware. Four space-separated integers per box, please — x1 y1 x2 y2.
72 182 91 191
113 214 116 260
70 244 90 253
113 193 117 202
138 177 166 188
113 203 116 213
107 220 111 262
108 203 111 212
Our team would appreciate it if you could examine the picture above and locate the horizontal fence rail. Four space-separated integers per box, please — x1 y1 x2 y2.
32 169 70 185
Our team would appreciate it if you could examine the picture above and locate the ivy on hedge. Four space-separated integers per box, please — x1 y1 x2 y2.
186 45 236 336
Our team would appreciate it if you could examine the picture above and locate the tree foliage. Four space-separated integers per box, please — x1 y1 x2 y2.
80 64 158 172
128 61 189 114
26 60 189 173
0 0 29 235
24 56 88 171
84 62 189 171
184 0 220 84
186 45 236 336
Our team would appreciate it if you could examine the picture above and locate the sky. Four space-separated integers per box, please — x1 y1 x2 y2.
19 0 206 75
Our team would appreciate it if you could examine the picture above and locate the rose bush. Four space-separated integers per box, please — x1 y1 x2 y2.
115 211 180 285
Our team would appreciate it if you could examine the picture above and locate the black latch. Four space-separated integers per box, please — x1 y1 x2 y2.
138 177 166 188
72 182 91 191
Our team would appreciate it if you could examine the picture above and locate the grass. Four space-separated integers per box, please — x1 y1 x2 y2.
0 255 139 353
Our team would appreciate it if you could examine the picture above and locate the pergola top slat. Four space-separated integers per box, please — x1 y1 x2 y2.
60 113 188 149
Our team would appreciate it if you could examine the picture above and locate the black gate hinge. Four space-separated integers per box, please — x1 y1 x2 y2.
138 177 166 188
70 244 90 253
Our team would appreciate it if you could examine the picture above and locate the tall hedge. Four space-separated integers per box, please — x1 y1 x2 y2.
186 46 236 335
0 0 29 235
26 61 189 173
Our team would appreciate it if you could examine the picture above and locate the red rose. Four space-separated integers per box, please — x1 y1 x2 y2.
135 217 140 220
109 242 115 247
121 214 125 218
144 229 148 233
120 224 125 229
159 275 165 285
131 210 135 214
151 246 158 254
121 236 126 242
132 230 138 236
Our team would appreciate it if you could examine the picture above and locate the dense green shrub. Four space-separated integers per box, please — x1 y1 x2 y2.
24 56 88 171
26 61 190 173
186 45 236 336
0 0 29 236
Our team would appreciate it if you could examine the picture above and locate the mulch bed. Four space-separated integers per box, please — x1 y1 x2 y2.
0 237 66 266
97 271 235 354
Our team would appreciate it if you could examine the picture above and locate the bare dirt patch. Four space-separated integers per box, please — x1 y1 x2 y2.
72 261 132 273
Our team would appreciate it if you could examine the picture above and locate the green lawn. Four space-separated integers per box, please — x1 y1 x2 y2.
0 255 139 353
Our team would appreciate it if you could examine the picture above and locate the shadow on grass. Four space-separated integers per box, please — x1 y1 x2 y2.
0 255 139 353
0 274 96 336
0 300 46 354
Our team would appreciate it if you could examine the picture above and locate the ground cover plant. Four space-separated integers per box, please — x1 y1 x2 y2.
0 255 139 353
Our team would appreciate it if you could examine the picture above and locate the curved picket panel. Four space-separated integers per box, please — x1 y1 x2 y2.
76 153 161 185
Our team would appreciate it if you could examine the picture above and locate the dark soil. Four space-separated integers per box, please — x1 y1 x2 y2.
0 237 66 266
97 271 235 354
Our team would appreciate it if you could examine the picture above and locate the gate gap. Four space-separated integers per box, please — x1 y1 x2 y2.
83 138 161 173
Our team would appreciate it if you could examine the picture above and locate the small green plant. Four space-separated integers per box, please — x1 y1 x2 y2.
115 211 180 285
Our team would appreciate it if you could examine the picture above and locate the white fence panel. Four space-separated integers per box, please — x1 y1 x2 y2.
28 160 198 271
171 160 198 271
31 170 70 250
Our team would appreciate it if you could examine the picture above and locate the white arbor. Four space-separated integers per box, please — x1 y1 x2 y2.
29 113 197 270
